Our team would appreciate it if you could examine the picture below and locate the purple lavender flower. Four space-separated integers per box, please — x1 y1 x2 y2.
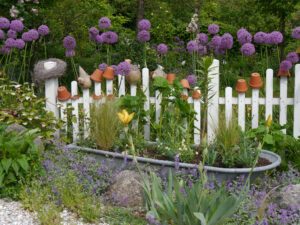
5 38 16 48
98 63 108 72
0 17 10 29
137 30 150 42
254 31 267 44
198 45 207 55
292 27 300 39
220 33 233 49
147 216 160 225
211 35 221 48
63 35 76 49
138 19 151 31
102 31 118 44
98 17 111 29
10 19 24 32
237 30 252 44
38 25 49 36
174 154 180 171
28 29 39 41
187 40 198 53
110 65 118 75
187 74 196 86
117 62 131 76
89 27 99 41
208 24 219 34
197 33 208 45
95 34 103 44
0 29 4 39
269 31 283 44
237 28 247 37
157 43 168 54
241 43 255 56
7 29 17 39
65 49 75 57
15 39 25 49
280 60 292 71
286 52 299 64
22 32 32 42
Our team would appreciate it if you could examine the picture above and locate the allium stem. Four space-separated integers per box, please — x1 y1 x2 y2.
43 37 47 59
143 42 147 68
26 40 35 82
70 56 78 79
20 43 27 83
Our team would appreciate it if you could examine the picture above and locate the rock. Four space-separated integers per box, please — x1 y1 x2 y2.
108 170 144 207
273 184 300 209
6 124 44 151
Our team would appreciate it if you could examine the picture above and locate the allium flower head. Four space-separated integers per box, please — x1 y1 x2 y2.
10 19 24 32
22 32 32 42
208 24 219 34
220 33 233 49
65 49 75 57
0 29 4 39
5 38 16 48
15 39 25 49
157 43 168 54
98 63 108 72
198 45 207 55
98 17 111 29
292 27 300 39
38 25 49 36
110 65 118 75
138 19 151 31
211 35 221 48
7 29 17 39
117 62 131 77
89 27 99 41
102 31 118 44
28 29 39 40
95 34 103 44
0 17 10 29
197 33 208 45
63 35 76 49
286 52 299 64
237 28 247 37
280 60 292 71
187 74 196 86
268 31 283 44
187 40 198 53
240 43 255 56
237 30 252 44
137 30 150 42
254 31 267 44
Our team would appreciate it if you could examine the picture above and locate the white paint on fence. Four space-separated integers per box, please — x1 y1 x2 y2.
225 87 232 127
155 90 162 124
183 88 188 129
83 89 90 138
142 68 150 140
94 82 101 97
71 81 79 142
60 101 67 131
194 88 201 144
118 75 125 97
131 84 138 130
45 78 59 119
294 64 300 138
280 76 288 133
251 88 259 128
106 79 113 95
238 92 245 131
265 69 273 120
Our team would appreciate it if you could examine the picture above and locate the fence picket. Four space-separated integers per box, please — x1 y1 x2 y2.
60 101 67 131
118 75 125 97
225 87 232 127
294 64 300 138
106 79 113 96
83 89 90 138
94 81 101 97
194 89 201 144
183 88 188 129
45 78 59 119
71 81 79 142
142 68 150 140
251 88 259 128
237 92 245 131
155 90 162 124
265 69 273 120
280 76 288 133
130 84 138 130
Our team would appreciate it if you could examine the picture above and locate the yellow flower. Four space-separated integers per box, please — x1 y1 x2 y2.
266 114 272 128
117 109 135 126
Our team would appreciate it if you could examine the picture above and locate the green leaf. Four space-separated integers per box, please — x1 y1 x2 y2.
12 161 19 175
194 212 207 225
1 158 12 173
264 134 274 145
17 158 29 172
0 174 4 187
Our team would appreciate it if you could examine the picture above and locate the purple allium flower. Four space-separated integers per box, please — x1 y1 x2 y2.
63 35 76 49
95 34 103 44
254 31 267 44
208 24 219 34
237 28 247 37
174 36 180 42
211 35 221 48
22 32 32 42
187 40 198 53
65 49 75 57
89 27 99 41
280 60 292 71
286 52 299 64
117 62 131 76
198 45 207 55
102 31 118 44
0 29 4 39
237 30 252 44
292 27 300 39
220 33 233 49
214 47 225 55
5 38 16 48
241 43 255 56
7 29 17 39
38 25 49 36
197 33 208 45
15 39 25 49
187 74 196 86
157 43 168 54
269 31 283 44
98 17 111 29
138 19 151 31
98 63 108 72
0 17 10 29
137 30 150 42
10 19 24 32
110 65 118 75
28 29 39 40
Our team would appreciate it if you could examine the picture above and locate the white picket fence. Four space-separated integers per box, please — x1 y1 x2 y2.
45 60 300 143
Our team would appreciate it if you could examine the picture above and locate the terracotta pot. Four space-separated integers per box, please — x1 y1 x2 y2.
71 95 79 100
106 94 115 101
57 86 71 101
278 69 291 77
296 46 300 54
249 73 263 89
181 79 191 89
91 69 103 82
126 70 141 84
103 67 114 80
180 94 189 100
192 90 202 99
167 74 176 84
235 79 248 93
93 94 103 100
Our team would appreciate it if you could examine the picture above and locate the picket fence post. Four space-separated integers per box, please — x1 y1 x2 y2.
45 78 59 119
142 68 150 140
294 64 300 138
265 69 273 120
71 81 79 142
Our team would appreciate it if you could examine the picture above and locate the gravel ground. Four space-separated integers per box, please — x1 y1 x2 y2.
0 199 109 225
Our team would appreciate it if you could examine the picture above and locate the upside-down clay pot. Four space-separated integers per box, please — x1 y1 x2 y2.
103 67 114 80
57 86 71 101
180 94 189 100
192 90 202 99
249 73 263 89
93 94 103 100
106 94 115 101
235 79 248 93
278 69 291 77
181 79 191 89
71 95 79 100
167 74 176 84
91 69 103 82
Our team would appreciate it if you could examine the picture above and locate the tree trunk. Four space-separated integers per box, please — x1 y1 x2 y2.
136 0 144 33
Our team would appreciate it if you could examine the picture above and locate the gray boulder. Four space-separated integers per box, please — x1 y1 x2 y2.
273 184 300 209
108 170 144 207
6 124 44 151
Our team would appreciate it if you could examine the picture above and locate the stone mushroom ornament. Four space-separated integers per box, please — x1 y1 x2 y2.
78 66 92 89
151 65 167 79
127 64 141 84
